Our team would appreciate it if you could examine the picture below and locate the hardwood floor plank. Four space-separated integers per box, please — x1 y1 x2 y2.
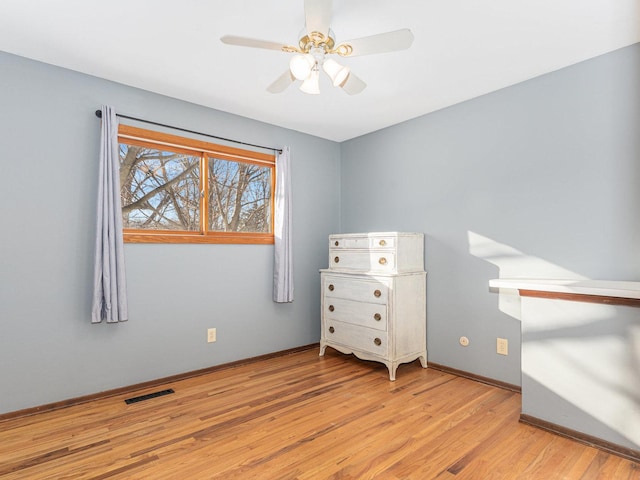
0 348 638 479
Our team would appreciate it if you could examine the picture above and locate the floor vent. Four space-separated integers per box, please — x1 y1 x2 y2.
125 388 175 404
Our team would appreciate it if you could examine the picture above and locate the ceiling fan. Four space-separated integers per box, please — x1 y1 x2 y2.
220 0 414 95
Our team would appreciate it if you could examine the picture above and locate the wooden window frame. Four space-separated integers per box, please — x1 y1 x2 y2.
118 125 275 245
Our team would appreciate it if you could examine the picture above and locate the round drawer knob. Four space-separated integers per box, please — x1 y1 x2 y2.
328 284 334 291
334 240 339 246
374 338 382 346
374 313 381 321
379 257 387 265
328 305 334 312
374 289 382 298
379 239 387 246
334 256 340 263
329 326 335 333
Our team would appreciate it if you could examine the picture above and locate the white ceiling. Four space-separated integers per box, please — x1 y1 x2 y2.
1 0 638 142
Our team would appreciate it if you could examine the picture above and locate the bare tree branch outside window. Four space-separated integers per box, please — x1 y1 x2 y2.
119 142 272 235
120 145 200 230
208 158 271 233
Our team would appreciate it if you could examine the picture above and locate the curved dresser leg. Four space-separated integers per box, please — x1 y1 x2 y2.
388 362 398 381
419 354 428 368
319 343 327 356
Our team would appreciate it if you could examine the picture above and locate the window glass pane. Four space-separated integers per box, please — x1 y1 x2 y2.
120 144 200 231
208 158 272 233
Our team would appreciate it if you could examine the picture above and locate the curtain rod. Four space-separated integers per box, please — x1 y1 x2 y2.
94 110 282 154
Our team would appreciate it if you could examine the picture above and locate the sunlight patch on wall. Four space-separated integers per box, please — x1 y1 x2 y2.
468 230 587 321
467 230 639 448
467 231 586 279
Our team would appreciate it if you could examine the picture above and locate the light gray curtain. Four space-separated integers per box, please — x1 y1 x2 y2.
91 105 128 323
273 146 293 303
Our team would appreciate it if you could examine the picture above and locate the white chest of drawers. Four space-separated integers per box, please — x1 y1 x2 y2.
319 232 427 380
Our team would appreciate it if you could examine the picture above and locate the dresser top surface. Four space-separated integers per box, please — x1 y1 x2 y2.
329 232 423 238
320 269 426 276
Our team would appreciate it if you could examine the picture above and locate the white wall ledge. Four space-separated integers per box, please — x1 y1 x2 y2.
489 278 640 301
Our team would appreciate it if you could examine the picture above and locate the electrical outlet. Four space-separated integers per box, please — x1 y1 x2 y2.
497 337 508 355
207 328 217 343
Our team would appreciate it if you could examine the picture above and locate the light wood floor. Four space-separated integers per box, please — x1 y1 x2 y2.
1 348 639 479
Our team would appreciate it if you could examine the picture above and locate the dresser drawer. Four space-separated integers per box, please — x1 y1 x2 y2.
329 250 396 273
323 275 389 304
324 298 387 331
330 234 396 250
328 232 424 274
324 321 388 356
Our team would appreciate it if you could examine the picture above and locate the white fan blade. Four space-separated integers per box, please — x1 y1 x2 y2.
340 72 366 95
304 0 332 38
336 29 414 57
267 71 296 94
221 35 290 52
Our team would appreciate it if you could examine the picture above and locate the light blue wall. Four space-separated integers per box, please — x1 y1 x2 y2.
0 51 341 414
2 43 639 416
340 43 640 386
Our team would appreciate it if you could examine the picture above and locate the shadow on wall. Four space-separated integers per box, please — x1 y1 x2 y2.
469 231 640 450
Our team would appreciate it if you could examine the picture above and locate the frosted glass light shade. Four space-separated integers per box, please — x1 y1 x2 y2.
289 54 315 81
322 59 350 87
299 69 320 94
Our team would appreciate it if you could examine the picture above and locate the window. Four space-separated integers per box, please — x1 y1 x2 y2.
118 125 275 244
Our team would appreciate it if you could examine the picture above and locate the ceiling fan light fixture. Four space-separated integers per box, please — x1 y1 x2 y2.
299 69 320 94
336 71 351 88
322 58 350 87
289 54 315 80
221 2 413 96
